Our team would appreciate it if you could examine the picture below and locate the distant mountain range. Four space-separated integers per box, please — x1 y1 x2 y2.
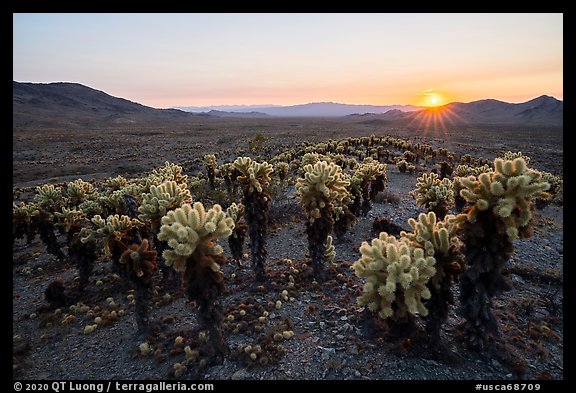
175 102 423 117
351 96 563 127
13 81 563 129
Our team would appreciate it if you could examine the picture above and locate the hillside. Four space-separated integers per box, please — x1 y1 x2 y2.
352 96 563 127
13 81 198 129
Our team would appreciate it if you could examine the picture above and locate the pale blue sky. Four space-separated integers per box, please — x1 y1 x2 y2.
13 13 563 108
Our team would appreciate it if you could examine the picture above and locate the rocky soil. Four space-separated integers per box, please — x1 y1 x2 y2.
12 121 563 383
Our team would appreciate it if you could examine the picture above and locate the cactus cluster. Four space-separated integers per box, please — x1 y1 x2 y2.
410 172 454 219
296 161 349 278
352 232 436 326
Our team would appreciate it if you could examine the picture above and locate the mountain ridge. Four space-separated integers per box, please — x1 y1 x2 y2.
350 94 563 127
175 101 424 117
13 81 563 128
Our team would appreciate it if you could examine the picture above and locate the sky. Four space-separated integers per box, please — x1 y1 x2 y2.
13 13 563 108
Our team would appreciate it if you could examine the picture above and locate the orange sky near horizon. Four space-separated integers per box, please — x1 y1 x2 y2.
13 13 563 108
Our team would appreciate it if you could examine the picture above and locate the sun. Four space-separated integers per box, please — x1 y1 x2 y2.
430 96 439 105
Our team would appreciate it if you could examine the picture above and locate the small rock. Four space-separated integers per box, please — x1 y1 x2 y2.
534 308 550 318
491 359 502 369
318 346 336 361
336 334 345 340
340 316 348 321
424 359 440 367
511 274 525 284
354 370 361 378
319 322 326 330
231 369 251 380
348 345 359 355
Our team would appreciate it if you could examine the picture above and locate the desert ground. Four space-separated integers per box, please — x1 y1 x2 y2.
13 117 563 382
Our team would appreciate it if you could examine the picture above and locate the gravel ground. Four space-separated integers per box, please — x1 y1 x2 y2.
12 166 563 382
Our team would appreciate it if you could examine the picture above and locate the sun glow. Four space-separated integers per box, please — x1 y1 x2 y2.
415 89 450 108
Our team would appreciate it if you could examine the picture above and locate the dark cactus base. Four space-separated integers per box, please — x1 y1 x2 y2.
458 210 514 351
244 191 270 282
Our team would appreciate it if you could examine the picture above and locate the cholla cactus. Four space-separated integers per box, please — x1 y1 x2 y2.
333 173 357 240
352 161 388 216
500 151 530 164
13 202 39 244
66 179 95 206
158 202 234 356
119 239 158 331
82 214 145 281
534 170 563 207
352 232 436 330
450 157 550 350
396 159 408 174
158 203 234 272
226 203 247 264
410 172 454 220
455 158 549 241
31 185 67 261
138 180 192 232
54 207 86 234
296 161 349 278
87 214 144 254
274 162 290 181
219 162 239 197
103 175 128 191
34 184 66 213
77 199 103 218
452 164 491 211
52 207 97 292
233 157 273 281
234 157 273 193
149 161 188 186
401 212 464 347
203 154 218 189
